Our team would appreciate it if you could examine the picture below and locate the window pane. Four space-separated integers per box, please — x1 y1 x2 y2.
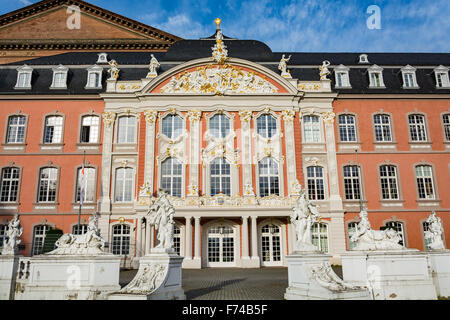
0 167 20 202
258 157 279 197
303 115 321 143
162 115 183 139
118 116 136 143
7 116 26 143
161 158 182 197
210 158 231 196
257 114 277 138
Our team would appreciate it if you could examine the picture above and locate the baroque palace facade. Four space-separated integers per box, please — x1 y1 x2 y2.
0 0 449 269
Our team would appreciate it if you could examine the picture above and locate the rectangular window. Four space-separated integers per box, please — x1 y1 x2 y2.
258 158 279 197
44 116 63 144
32 225 51 256
6 116 26 143
112 225 130 255
115 168 133 202
408 114 427 142
374 114 392 142
80 116 100 143
0 167 20 203
443 114 450 141
436 72 450 88
307 166 325 200
403 73 416 88
38 167 58 203
117 116 136 143
17 72 31 88
52 72 67 88
0 224 7 248
338 115 357 142
379 165 399 200
343 165 361 200
76 167 96 203
88 72 101 88
415 165 435 199
370 72 382 87
303 115 321 143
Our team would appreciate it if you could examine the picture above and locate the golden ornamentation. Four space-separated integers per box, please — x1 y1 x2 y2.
102 111 116 127
187 110 202 122
282 109 295 122
144 110 158 124
239 110 252 123
321 111 335 124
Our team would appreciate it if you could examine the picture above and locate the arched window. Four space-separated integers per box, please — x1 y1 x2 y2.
37 167 58 203
0 224 8 248
303 115 321 143
408 114 427 142
32 225 52 256
117 116 136 143
311 222 329 253
162 114 183 139
210 114 230 138
0 167 20 203
114 167 134 202
257 114 277 138
379 165 399 200
306 166 325 200
161 158 182 197
112 224 130 255
258 157 279 197
338 114 356 142
373 114 392 142
72 224 88 235
6 115 26 144
343 165 361 200
415 165 435 199
261 224 281 264
210 158 231 196
173 225 181 256
80 115 100 143
384 221 405 246
76 167 96 203
43 116 63 144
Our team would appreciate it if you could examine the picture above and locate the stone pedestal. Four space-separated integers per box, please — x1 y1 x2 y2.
109 250 185 300
284 252 371 300
17 254 121 300
0 255 19 300
427 250 450 298
182 257 202 269
342 250 437 300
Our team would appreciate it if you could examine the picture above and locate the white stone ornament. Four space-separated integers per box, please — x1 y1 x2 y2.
211 18 228 65
147 54 160 78
291 189 321 252
310 262 363 292
148 190 175 252
119 263 167 294
350 209 404 251
1 214 23 255
107 59 120 80
424 211 446 251
278 54 292 78
319 60 331 80
244 183 255 196
291 180 302 196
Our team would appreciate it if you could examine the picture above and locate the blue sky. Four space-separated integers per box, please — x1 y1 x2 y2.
3 0 450 52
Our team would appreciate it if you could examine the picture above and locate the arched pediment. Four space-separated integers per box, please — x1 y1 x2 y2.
140 58 297 96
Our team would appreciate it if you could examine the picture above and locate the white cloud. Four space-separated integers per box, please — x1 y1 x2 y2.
18 0 32 5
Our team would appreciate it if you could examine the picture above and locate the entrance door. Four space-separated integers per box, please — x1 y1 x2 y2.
207 225 235 267
260 224 282 266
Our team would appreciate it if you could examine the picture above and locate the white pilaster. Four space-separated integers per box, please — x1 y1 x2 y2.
249 216 260 267
185 216 192 259
143 110 158 193
239 111 253 189
99 112 116 214
282 110 297 195
145 221 151 255
187 111 201 195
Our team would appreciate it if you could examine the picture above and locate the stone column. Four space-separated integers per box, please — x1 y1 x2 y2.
185 216 192 259
282 110 297 195
241 216 251 267
136 217 142 257
187 111 201 196
143 110 158 194
250 216 260 267
145 221 151 255
239 111 253 191
99 111 116 214
193 217 202 268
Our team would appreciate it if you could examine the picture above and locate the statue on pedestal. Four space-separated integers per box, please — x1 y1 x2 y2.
319 60 331 80
147 189 175 251
350 209 404 251
147 54 160 78
424 211 446 251
290 189 321 252
1 214 23 255
278 54 292 78
107 59 120 80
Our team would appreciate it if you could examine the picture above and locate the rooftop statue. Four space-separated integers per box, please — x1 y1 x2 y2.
424 211 446 251
290 189 321 252
1 214 23 255
211 18 228 65
148 189 175 252
278 54 292 78
107 59 120 80
47 213 106 255
147 54 160 78
319 60 331 80
350 209 404 251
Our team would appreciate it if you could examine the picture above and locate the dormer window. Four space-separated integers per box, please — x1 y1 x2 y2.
434 65 450 88
401 65 419 89
85 65 103 89
14 65 33 89
359 54 369 64
50 65 68 89
368 65 385 88
97 53 108 64
334 65 351 88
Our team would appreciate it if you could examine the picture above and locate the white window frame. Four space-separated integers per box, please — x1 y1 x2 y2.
37 167 58 203
117 115 137 144
260 223 282 266
85 65 103 89
311 222 329 253
210 157 232 197
50 65 68 89
359 54 369 64
111 224 131 255
408 114 428 142
401 65 419 89
258 157 280 197
80 115 100 143
415 165 436 200
14 65 33 89
0 167 20 203
6 115 27 144
343 165 361 201
373 114 393 142
43 115 64 144
334 65 351 88
443 113 450 142
306 166 325 200
256 114 278 139
0 224 8 248
209 113 231 139
302 115 322 143
379 165 399 200
434 65 450 88
160 157 183 197
338 114 357 142
368 65 386 88
32 224 52 256
75 167 96 204
114 167 134 203
161 114 184 140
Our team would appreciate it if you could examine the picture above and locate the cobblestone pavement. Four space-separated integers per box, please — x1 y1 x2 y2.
120 267 289 300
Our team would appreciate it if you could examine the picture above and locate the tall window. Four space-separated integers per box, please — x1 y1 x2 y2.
52 72 66 88
117 116 136 143
415 165 435 199
443 114 450 141
0 224 8 248
37 167 58 202
80 116 100 143
43 116 63 144
384 221 405 246
373 114 392 142
6 115 26 144
86 67 102 89
261 224 281 263
72 224 88 235
257 114 277 138
379 165 399 200
15 65 33 89
347 222 358 250
161 158 182 197
76 167 96 203
338 115 357 142
369 71 384 87
311 222 329 253
210 158 231 196
436 72 450 88
336 71 350 87
307 166 325 200
408 114 427 142
114 167 134 202
403 72 417 88
32 225 51 256
210 114 230 138
258 157 279 197
112 224 130 255
0 167 20 203
173 225 181 256
303 115 321 143
343 165 361 200
162 114 183 139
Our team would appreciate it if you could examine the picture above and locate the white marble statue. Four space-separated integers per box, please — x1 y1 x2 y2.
211 22 228 65
290 189 321 252
278 54 292 78
148 189 175 251
107 59 120 80
291 180 302 196
424 211 446 251
47 214 106 255
1 214 23 255
119 263 167 294
147 54 160 78
310 262 364 292
350 209 404 251
319 60 331 80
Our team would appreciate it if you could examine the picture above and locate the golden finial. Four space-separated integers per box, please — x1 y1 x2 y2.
214 18 221 29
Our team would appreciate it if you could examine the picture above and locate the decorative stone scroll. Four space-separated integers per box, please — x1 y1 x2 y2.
1 214 23 255
310 262 364 292
119 263 168 294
